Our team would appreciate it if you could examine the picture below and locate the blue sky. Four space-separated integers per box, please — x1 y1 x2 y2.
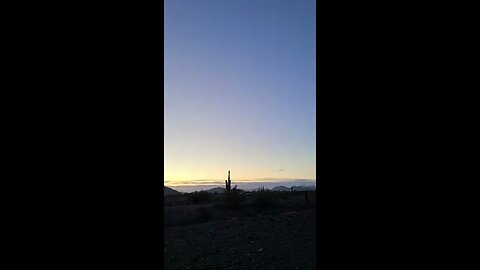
164 0 316 187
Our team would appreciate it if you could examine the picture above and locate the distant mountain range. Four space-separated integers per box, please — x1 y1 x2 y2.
166 185 316 194
202 185 316 192
164 186 182 196
290 185 316 191
165 186 238 194
202 187 249 194
272 185 316 192
271 186 290 191
203 187 226 194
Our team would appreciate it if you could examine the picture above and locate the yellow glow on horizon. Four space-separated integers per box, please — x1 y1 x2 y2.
165 176 316 187
166 169 315 178
165 156 316 187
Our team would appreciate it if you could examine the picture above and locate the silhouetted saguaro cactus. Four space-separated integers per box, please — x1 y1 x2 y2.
225 170 231 192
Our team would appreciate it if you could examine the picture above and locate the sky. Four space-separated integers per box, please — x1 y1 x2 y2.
165 0 316 190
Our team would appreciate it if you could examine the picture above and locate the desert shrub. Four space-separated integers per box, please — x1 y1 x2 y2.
251 190 279 209
197 207 213 222
187 191 211 204
224 191 245 209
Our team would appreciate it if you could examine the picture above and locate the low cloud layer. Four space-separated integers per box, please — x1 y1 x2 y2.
166 178 316 193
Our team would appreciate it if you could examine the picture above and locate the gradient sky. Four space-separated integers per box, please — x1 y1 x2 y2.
165 0 316 188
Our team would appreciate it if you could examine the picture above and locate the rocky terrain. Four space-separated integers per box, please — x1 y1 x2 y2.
164 206 316 269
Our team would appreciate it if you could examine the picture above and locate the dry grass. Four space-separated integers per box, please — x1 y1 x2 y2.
164 191 316 227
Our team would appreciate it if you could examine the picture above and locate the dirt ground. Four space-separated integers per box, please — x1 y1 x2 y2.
164 208 316 269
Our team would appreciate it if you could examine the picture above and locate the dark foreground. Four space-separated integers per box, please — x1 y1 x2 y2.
164 208 316 270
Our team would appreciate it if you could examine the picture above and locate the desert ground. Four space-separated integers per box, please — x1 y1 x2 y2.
164 191 316 269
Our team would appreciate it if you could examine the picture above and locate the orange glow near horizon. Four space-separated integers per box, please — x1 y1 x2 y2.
165 167 315 186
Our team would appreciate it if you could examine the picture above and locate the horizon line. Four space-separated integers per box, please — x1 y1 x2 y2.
165 178 316 181
164 178 316 187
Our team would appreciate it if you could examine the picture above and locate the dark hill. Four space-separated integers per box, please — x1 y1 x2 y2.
164 186 182 196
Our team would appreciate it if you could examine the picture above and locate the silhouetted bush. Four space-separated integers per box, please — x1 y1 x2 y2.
197 207 213 222
187 191 211 204
225 191 245 209
251 190 279 208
